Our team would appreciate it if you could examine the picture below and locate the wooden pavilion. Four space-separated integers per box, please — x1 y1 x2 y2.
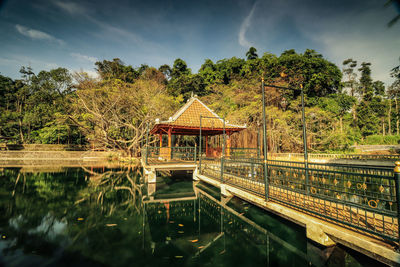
150 96 246 160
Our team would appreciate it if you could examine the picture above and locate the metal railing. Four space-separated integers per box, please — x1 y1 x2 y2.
268 153 400 161
142 143 400 242
143 146 198 164
198 156 400 242
228 148 259 159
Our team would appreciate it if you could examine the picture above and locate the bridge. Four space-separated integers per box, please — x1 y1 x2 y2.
141 148 400 265
141 95 400 265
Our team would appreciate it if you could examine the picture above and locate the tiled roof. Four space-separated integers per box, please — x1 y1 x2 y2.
158 97 245 129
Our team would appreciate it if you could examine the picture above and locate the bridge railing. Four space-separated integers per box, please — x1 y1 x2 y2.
200 158 223 181
228 148 259 159
199 157 400 242
143 146 198 164
267 160 398 242
268 153 400 161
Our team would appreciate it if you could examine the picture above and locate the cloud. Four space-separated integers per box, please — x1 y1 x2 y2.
238 1 258 48
53 1 85 15
87 16 147 46
51 0 153 48
15 24 65 45
82 69 99 78
0 55 58 74
292 4 400 85
71 52 98 63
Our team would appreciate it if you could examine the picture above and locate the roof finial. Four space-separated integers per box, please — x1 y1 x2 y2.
191 91 194 98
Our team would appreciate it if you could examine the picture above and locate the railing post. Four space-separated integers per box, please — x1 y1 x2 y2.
194 143 197 163
145 123 149 165
394 161 400 245
262 78 269 201
221 118 226 183
199 115 202 173
251 160 254 180
301 85 309 195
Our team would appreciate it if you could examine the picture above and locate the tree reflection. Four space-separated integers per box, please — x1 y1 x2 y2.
0 166 146 266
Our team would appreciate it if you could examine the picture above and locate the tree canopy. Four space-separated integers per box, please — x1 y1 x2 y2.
0 48 398 154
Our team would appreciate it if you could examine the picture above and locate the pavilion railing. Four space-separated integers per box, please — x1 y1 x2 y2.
143 146 199 164
199 157 400 242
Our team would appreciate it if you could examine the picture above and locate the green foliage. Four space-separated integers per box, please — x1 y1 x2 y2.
363 135 400 145
246 47 258 60
275 49 342 97
0 48 397 152
95 58 139 83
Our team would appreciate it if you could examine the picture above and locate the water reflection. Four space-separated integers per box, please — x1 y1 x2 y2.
0 167 382 266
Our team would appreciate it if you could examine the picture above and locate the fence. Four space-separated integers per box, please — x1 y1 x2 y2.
199 156 400 242
228 148 259 159
143 146 198 164
268 153 400 161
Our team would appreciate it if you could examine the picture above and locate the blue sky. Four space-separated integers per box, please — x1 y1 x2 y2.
0 0 399 85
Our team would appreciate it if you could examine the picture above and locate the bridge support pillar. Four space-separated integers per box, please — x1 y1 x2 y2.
144 168 157 183
193 167 200 181
220 184 232 197
306 222 335 247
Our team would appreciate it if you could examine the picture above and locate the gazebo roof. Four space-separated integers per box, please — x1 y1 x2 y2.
150 96 246 136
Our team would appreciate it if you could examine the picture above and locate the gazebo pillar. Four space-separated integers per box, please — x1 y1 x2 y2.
205 136 208 157
168 128 172 148
168 128 172 160
159 134 162 148
226 133 231 158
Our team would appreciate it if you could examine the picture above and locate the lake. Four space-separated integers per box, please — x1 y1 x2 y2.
0 166 382 266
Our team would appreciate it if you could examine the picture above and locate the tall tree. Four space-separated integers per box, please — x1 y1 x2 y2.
358 62 373 99
246 47 258 60
356 62 380 137
158 64 172 80
342 59 358 97
388 59 400 135
95 58 138 83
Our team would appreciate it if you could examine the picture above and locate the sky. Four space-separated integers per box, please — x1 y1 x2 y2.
0 0 399 85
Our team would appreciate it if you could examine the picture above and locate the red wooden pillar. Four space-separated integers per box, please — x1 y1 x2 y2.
205 135 208 157
168 127 172 159
159 134 162 148
226 133 231 158
168 128 172 148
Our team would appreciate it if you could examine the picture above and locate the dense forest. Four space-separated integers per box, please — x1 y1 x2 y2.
0 48 399 155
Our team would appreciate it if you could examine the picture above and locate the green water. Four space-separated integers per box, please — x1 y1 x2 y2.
0 167 382 266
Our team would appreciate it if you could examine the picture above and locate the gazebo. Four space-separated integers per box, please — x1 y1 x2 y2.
150 96 246 160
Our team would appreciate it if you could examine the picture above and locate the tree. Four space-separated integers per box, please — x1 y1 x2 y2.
72 76 180 155
246 47 258 60
356 62 380 137
158 64 172 80
214 57 245 84
358 62 373 99
316 94 356 133
167 58 207 100
171 58 191 79
342 58 358 124
388 59 400 135
277 49 342 98
342 59 358 97
95 58 138 83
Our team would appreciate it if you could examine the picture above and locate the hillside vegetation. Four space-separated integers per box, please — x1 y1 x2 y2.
0 48 399 155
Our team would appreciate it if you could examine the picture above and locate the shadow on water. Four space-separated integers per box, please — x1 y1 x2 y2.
0 167 384 266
